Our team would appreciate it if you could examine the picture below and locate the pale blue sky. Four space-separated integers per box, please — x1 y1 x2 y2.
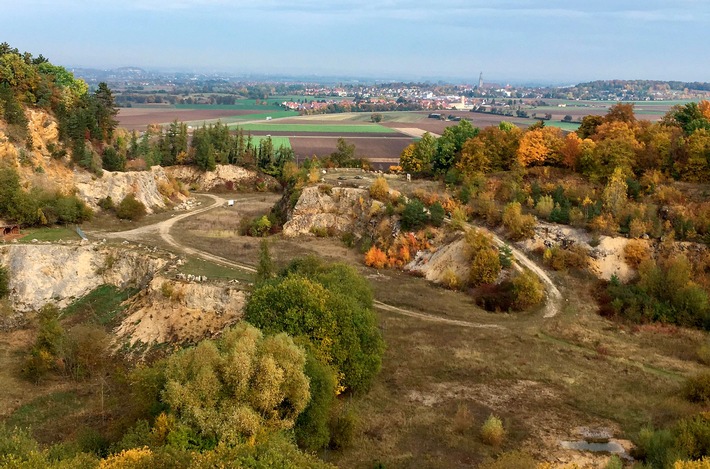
3 0 709 83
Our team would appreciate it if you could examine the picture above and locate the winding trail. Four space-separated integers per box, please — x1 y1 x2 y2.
94 194 558 326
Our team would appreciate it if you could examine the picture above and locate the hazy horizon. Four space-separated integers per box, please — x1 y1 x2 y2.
5 1 710 84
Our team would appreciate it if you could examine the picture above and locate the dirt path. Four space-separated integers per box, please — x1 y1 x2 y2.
94 195 501 328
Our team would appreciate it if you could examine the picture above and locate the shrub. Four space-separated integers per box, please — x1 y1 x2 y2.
480 451 538 469
401 198 429 231
98 196 114 211
295 353 338 451
480 415 505 446
364 246 388 269
543 246 588 271
369 177 390 201
250 215 272 237
502 201 536 240
624 239 652 269
629 218 648 238
116 194 147 221
429 201 445 227
452 403 473 434
684 373 710 403
442 268 462 290
465 229 501 286
511 270 544 310
328 402 357 449
449 206 468 231
0 263 8 299
535 195 555 219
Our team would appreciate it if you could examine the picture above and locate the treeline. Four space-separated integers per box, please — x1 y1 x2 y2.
0 166 92 226
105 121 294 176
0 43 118 174
298 99 426 116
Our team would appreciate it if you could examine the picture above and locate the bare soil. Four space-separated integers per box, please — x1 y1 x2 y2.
117 108 266 131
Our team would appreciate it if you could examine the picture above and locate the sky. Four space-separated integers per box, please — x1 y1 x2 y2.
3 0 709 84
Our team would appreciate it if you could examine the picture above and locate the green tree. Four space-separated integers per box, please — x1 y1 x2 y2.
330 138 355 166
162 324 310 444
245 258 383 393
256 239 275 284
93 82 118 142
401 198 429 231
432 120 479 174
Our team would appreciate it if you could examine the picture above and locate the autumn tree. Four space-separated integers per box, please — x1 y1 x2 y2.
432 120 478 174
602 166 628 220
590 121 641 178
560 132 583 170
465 229 501 286
457 138 490 177
162 323 310 443
577 114 604 139
604 102 636 126
405 132 438 175
516 129 550 167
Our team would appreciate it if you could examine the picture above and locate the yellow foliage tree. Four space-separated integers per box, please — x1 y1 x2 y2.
700 100 710 120
457 138 490 176
516 129 549 167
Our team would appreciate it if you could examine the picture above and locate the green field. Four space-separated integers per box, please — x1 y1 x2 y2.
20 227 80 242
545 121 581 131
252 136 291 149
229 123 397 133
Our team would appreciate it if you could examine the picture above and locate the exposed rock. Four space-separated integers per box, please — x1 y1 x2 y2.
115 276 246 346
74 165 182 214
0 244 167 312
283 186 372 237
164 164 279 192
406 237 470 285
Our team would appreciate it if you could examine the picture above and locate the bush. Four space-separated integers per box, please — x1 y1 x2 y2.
295 353 338 451
480 415 505 446
684 373 710 403
328 402 357 449
442 268 462 290
502 202 536 240
624 239 651 269
116 194 146 221
511 270 544 310
465 229 501 286
401 198 429 231
364 246 388 269
543 246 588 271
250 215 272 237
0 263 8 299
480 451 538 469
429 201 445 227
452 403 473 434
369 177 390 201
98 196 115 211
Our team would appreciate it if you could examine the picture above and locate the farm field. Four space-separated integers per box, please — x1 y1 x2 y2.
230 122 398 133
289 136 411 167
251 135 291 149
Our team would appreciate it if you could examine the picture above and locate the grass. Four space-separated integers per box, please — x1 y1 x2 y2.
20 227 80 242
178 256 254 283
251 136 291 149
229 123 397 133
545 121 581 131
5 391 84 442
61 285 140 326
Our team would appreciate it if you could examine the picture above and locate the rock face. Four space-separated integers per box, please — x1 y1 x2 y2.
115 276 246 346
0 244 167 312
406 237 470 285
283 186 372 237
164 164 279 192
75 166 179 214
520 221 634 281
